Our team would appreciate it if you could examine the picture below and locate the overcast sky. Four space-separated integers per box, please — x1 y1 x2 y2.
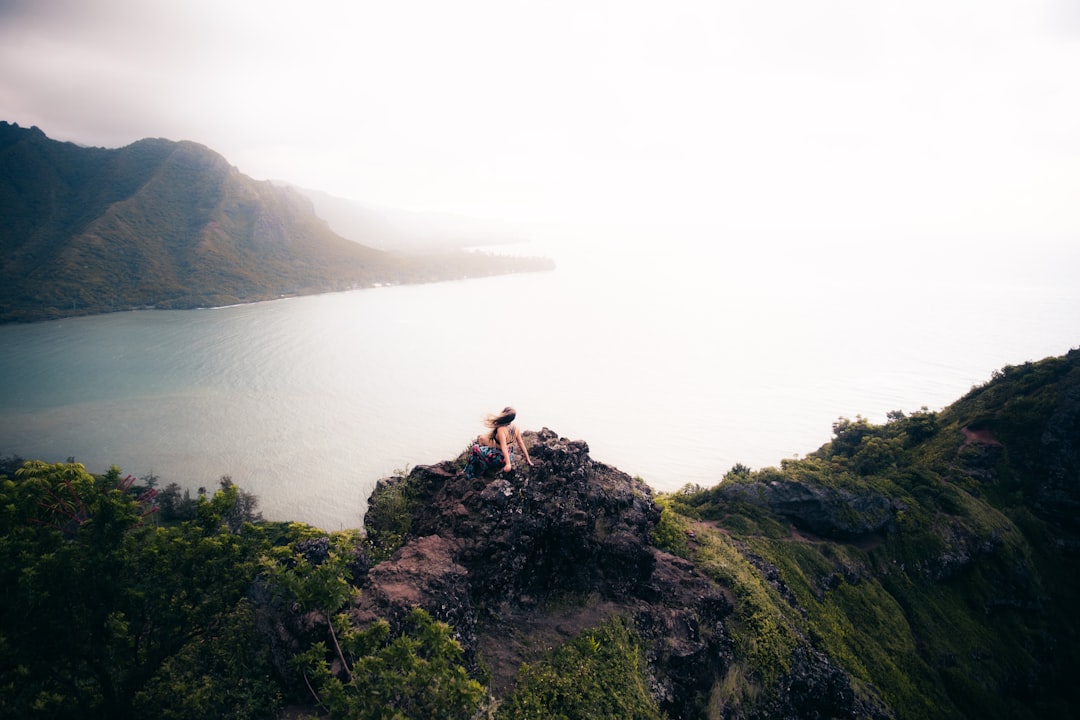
2 0 1079 235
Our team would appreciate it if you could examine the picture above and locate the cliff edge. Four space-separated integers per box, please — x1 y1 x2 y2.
353 428 887 719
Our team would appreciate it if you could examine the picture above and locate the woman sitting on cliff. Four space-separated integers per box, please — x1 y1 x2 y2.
463 406 534 479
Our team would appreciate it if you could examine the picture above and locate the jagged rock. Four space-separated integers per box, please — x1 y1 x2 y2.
634 550 737 716
359 428 737 717
369 428 662 603
351 428 886 719
751 646 893 720
352 534 479 665
715 478 897 541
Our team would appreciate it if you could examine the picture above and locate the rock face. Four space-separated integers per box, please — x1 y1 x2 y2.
408 429 660 602
714 478 897 541
354 428 883 719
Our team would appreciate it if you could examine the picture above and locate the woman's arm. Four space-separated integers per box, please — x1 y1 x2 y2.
515 426 534 466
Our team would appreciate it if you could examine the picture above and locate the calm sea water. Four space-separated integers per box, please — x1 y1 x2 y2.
2 227 1078 530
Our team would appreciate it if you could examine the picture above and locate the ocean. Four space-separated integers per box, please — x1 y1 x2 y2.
2 226 1077 530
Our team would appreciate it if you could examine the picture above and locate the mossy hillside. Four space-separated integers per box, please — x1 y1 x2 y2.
495 617 664 720
657 348 1080 719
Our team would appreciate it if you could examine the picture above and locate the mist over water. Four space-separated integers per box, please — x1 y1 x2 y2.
2 226 1078 530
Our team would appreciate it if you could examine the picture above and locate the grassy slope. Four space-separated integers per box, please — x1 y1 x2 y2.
658 348 1080 718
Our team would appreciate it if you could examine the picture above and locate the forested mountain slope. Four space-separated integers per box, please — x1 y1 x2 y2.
0 121 551 322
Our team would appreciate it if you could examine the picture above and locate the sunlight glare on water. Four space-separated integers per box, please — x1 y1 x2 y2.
1 227 1078 530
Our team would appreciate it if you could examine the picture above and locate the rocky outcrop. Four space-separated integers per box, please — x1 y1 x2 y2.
403 429 660 602
355 429 732 717
352 428 883 719
750 645 890 720
714 477 897 541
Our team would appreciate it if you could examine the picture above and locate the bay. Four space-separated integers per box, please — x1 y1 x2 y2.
2 227 1078 530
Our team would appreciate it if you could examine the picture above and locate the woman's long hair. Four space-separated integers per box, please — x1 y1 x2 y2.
484 407 516 438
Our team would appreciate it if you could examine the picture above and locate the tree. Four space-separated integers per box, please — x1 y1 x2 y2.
0 461 274 719
155 482 197 522
215 476 263 533
262 534 484 719
853 436 903 475
131 599 282 720
828 416 875 459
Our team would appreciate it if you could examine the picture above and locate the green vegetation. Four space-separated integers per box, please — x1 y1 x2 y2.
655 348 1080 718
262 534 484 719
0 462 486 719
650 495 691 557
364 468 424 563
496 617 664 720
131 599 282 720
0 461 277 719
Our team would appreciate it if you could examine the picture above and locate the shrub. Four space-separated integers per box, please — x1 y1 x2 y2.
496 617 663 720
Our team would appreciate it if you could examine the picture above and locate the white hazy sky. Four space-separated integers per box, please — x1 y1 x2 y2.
2 0 1079 235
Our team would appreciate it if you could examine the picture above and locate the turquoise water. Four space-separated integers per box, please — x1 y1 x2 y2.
2 229 1078 530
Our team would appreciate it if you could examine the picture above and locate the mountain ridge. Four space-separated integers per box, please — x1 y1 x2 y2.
0 121 552 322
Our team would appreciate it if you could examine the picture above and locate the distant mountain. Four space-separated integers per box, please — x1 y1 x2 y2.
281 183 526 253
0 121 552 322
